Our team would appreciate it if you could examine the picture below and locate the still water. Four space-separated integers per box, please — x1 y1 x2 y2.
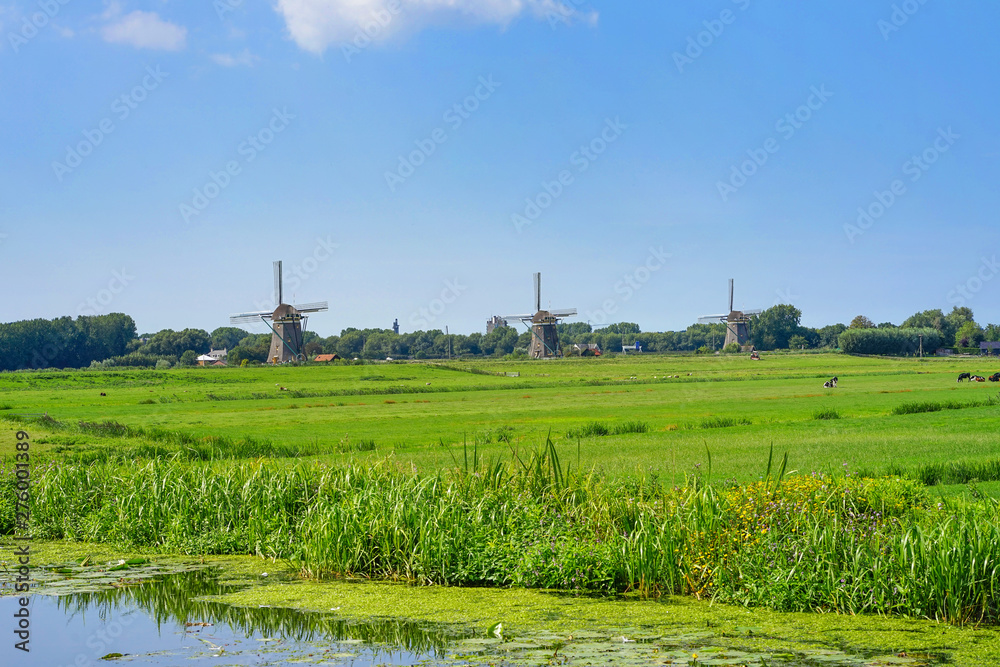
0 560 942 666
2 565 457 666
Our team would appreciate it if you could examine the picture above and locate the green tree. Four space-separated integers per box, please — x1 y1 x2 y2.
902 309 944 330
141 329 211 357
788 334 809 349
750 305 802 350
816 324 847 348
955 321 984 348
595 322 641 335
210 327 250 350
179 350 199 366
849 315 875 329
337 330 366 358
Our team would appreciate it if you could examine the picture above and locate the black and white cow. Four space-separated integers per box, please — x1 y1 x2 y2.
972 375 986 382
823 376 838 388
958 372 972 382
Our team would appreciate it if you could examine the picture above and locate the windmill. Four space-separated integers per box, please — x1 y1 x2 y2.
502 272 577 359
698 279 761 349
229 261 329 364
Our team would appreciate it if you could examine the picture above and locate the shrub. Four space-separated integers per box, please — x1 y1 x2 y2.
838 327 940 356
700 416 752 429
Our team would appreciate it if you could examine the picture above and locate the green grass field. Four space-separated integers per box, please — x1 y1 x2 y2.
3 352 1000 484
5 352 1000 633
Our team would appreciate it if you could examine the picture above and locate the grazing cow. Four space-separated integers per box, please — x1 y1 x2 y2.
958 372 971 382
989 373 1000 382
100 392 106 396
823 376 839 388
973 375 986 382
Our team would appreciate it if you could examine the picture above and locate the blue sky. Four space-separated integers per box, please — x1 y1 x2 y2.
2 1 998 337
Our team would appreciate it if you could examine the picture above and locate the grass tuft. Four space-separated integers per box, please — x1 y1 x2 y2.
700 416 752 429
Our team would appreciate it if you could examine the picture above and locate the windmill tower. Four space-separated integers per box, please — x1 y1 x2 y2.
698 279 761 349
229 261 329 364
502 272 577 359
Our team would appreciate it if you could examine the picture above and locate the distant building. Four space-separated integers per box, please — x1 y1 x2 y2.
207 348 227 361
487 315 508 334
622 342 642 353
392 318 400 335
572 343 602 356
313 353 342 362
981 342 1000 355
196 354 215 366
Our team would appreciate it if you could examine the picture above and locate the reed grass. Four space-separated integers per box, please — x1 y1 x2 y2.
564 420 649 439
3 440 998 624
699 416 752 429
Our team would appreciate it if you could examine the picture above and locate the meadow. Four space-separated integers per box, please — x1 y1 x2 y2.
3 352 1000 632
2 352 1000 485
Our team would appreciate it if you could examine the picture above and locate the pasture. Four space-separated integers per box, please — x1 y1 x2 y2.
4 351 1000 666
3 352 1000 486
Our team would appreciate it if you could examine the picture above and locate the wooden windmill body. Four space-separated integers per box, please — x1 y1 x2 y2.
698 279 761 350
229 261 329 364
503 273 577 359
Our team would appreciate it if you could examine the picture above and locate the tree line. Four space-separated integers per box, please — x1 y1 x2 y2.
0 305 995 371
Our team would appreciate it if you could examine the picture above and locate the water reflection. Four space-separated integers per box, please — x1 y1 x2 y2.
54 567 467 656
0 563 945 667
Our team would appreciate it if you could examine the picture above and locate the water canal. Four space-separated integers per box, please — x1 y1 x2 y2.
0 554 978 666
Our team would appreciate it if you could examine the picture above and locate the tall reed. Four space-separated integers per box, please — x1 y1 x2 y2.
3 444 998 624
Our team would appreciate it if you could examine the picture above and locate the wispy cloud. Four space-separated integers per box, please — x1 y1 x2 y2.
211 48 260 67
275 0 596 55
101 9 187 51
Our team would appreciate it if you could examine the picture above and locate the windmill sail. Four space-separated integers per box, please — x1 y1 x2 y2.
274 261 283 305
229 260 329 363
502 272 576 359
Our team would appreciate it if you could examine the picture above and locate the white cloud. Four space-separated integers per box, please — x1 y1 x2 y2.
101 10 187 51
275 0 596 55
211 49 260 67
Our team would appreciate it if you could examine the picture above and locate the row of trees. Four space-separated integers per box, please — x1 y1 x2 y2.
848 307 998 348
2 305 996 370
0 314 136 371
